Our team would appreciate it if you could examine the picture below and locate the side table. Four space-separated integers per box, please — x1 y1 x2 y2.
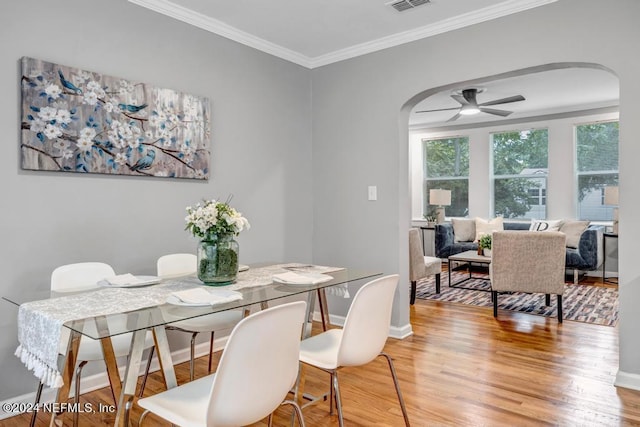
603 232 618 284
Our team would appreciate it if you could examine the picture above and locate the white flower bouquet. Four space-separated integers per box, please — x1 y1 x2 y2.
185 199 250 239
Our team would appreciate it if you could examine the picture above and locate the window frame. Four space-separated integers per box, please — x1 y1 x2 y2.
574 119 619 221
422 135 470 219
490 128 549 220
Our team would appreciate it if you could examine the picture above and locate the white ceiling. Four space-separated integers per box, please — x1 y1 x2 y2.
129 0 558 68
409 67 620 128
129 0 619 126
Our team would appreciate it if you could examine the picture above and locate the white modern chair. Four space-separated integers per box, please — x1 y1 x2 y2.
31 262 155 427
409 228 442 304
154 253 243 382
296 274 410 427
137 301 307 427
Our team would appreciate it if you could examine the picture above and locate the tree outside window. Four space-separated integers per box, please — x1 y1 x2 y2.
576 121 619 220
423 137 469 217
492 129 548 219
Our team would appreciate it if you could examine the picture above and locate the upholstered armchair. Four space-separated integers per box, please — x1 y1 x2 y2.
409 228 442 305
491 231 566 322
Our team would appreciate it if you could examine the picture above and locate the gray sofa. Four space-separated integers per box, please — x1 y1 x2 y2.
434 221 604 282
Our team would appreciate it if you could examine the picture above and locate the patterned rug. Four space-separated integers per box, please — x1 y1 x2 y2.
415 271 618 326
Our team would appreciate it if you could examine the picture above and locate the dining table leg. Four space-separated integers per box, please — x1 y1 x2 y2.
149 308 178 390
94 316 122 406
317 289 330 331
49 328 81 427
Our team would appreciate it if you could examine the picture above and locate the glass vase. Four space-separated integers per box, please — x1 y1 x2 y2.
197 233 239 285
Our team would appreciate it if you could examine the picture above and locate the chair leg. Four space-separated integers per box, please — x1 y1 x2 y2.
557 295 563 323
574 269 579 284
208 331 215 373
190 331 199 381
329 371 335 415
379 353 410 427
435 273 441 294
410 281 417 305
138 409 150 426
281 399 307 427
332 371 344 427
545 294 551 306
138 345 155 397
30 381 44 427
492 291 498 317
74 360 88 427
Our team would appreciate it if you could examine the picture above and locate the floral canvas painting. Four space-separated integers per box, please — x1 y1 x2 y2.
20 57 210 179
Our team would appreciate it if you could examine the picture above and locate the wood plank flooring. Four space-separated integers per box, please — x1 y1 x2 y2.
3 278 639 426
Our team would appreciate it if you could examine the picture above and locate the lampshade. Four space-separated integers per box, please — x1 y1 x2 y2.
604 186 619 206
429 189 451 206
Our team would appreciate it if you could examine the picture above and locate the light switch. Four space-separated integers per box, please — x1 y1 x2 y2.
368 186 377 201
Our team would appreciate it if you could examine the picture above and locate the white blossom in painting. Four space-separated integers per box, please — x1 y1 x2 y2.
20 57 211 179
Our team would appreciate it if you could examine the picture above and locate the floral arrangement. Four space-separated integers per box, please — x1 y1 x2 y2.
478 234 492 250
185 199 250 239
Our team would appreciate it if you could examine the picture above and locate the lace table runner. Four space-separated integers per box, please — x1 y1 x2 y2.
16 263 345 388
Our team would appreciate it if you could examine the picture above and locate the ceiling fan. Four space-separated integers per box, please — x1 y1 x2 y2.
416 88 525 122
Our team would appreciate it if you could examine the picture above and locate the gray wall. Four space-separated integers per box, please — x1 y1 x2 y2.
0 0 312 400
3 0 640 405
311 0 640 382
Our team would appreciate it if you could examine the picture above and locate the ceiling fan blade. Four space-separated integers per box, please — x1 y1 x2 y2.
479 107 513 117
479 95 525 106
446 113 461 122
451 94 469 105
415 107 460 113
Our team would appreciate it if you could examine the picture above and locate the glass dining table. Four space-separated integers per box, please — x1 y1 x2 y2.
2 263 381 427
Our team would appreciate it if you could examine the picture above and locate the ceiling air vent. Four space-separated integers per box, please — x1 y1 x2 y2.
387 0 431 12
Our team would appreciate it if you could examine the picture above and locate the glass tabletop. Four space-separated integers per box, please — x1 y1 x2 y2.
3 265 381 340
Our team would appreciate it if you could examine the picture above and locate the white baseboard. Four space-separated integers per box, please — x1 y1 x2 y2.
614 370 640 391
0 337 228 420
313 311 414 339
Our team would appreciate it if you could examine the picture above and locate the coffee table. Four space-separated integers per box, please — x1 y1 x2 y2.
448 250 492 291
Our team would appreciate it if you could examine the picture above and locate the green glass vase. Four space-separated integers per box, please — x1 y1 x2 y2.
197 233 239 285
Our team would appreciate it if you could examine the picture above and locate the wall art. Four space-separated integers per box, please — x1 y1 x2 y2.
20 57 210 180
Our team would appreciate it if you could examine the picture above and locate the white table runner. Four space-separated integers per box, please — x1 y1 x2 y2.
16 263 344 388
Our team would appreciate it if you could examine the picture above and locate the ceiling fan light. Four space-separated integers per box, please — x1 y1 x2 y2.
459 104 480 115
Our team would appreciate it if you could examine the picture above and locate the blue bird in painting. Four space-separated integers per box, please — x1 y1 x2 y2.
119 103 148 113
58 70 82 94
130 149 156 172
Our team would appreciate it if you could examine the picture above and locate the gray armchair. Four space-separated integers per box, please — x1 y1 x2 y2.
490 231 566 322
409 228 442 305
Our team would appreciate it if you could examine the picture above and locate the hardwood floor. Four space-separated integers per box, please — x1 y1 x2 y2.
3 280 639 426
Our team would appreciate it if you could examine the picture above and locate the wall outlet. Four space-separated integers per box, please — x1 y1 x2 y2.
368 186 377 201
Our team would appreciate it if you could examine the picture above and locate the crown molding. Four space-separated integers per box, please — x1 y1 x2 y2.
129 0 557 69
310 0 558 68
128 0 313 68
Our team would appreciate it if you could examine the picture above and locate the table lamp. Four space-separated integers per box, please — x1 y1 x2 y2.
604 186 619 234
429 189 451 224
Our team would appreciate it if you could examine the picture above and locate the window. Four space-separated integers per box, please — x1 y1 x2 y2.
576 121 619 220
492 129 548 219
423 137 469 217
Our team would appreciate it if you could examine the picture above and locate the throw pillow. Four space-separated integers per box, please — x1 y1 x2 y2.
529 219 563 232
560 220 590 249
474 217 504 242
452 218 476 242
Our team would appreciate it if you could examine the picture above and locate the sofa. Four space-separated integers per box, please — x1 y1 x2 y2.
434 219 604 283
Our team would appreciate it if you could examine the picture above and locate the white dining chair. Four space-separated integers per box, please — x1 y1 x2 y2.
153 253 243 382
295 274 410 427
31 262 155 427
137 300 307 426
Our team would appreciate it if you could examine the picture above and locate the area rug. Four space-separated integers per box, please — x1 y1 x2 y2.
415 271 618 326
